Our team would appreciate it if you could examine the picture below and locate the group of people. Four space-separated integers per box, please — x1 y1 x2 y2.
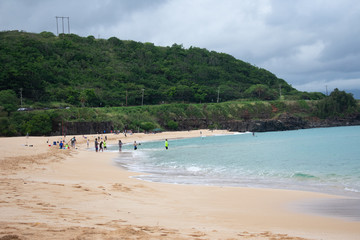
56 136 76 150
56 135 169 152
98 139 168 151
90 137 169 152
132 139 168 150
94 138 107 152
58 140 68 149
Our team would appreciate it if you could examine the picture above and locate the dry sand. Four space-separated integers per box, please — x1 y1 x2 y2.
1 130 360 240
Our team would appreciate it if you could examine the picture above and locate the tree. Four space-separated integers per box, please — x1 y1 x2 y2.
0 90 19 115
0 30 300 106
24 113 52 135
329 88 357 112
80 89 100 107
167 120 178 130
140 122 155 132
244 84 277 100
316 88 357 118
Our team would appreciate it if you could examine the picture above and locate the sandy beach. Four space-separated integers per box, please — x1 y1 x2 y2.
1 130 360 240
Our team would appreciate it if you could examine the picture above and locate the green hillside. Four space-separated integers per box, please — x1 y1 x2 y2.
0 30 323 108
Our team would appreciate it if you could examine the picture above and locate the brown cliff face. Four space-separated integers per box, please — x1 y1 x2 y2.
167 112 360 132
53 113 360 135
53 121 114 136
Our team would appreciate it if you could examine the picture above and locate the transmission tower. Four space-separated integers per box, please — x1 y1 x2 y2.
55 16 70 35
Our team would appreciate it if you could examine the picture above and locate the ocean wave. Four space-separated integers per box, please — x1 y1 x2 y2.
345 187 360 193
292 172 318 179
186 166 202 172
232 131 252 135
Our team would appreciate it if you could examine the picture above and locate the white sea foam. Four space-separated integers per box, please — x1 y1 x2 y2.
345 187 360 193
232 131 251 135
187 166 202 172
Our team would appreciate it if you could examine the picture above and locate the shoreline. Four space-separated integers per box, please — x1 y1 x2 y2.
1 130 360 239
111 128 360 200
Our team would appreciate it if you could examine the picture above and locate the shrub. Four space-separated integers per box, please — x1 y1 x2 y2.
0 90 19 115
140 122 155 132
24 113 52 135
316 88 357 118
167 120 178 130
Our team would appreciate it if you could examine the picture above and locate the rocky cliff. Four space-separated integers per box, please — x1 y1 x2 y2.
56 113 360 135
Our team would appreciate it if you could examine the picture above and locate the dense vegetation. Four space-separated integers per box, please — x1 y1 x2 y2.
316 88 358 118
0 99 310 136
1 30 324 109
1 31 358 136
0 89 358 136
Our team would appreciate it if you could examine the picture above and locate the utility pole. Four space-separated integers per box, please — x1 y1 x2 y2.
326 85 328 96
279 84 282 99
56 17 59 35
19 88 23 107
141 89 145 106
62 17 64 34
125 90 128 106
217 87 220 103
67 17 70 34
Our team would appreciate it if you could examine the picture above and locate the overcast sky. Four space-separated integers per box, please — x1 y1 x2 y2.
1 0 360 95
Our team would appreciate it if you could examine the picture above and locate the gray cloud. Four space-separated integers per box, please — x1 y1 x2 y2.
1 0 359 94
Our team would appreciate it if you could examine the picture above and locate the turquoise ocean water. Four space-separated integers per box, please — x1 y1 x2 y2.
112 126 360 198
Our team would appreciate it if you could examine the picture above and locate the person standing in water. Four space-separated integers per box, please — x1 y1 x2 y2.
165 139 169 150
133 141 137 150
118 140 123 152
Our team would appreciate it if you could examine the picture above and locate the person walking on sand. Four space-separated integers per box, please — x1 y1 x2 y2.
118 140 123 152
133 141 137 150
99 141 104 152
95 138 99 152
71 136 76 148
103 140 107 150
165 139 169 150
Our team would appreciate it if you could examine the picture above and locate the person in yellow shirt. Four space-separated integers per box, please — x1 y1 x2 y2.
165 139 169 150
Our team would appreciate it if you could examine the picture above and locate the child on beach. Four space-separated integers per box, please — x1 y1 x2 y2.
133 141 137 150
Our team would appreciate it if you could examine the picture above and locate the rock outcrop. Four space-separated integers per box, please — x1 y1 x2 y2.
53 113 360 135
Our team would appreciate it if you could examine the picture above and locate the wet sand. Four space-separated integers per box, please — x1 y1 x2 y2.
294 198 360 222
1 130 360 240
